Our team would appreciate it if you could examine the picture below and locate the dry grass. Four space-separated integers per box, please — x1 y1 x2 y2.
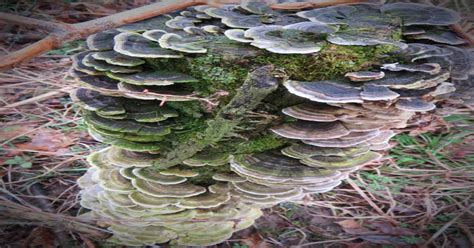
0 38 109 247
246 127 474 247
1 1 473 247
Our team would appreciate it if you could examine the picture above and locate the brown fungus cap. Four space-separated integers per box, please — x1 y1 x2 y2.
406 27 467 45
240 0 275 15
381 3 460 26
368 130 396 146
213 172 247 183
297 4 388 27
114 32 183 58
202 25 224 34
281 143 370 159
283 21 338 34
82 53 142 73
132 168 187 185
71 72 120 92
284 80 362 103
158 33 208 53
71 88 124 113
86 29 120 51
271 120 350 140
303 130 380 148
107 70 198 86
395 98 436 112
98 168 134 193
233 181 297 196
282 103 358 122
300 151 382 170
327 30 407 49
244 25 325 54
439 46 474 81
345 71 385 82
205 5 267 29
224 29 253 43
71 52 104 76
177 192 231 209
106 146 161 168
381 63 442 75
103 191 136 208
365 71 449 90
183 152 231 167
132 179 206 198
84 111 171 136
92 50 145 67
360 85 400 101
165 16 200 30
159 168 200 178
394 43 453 62
117 82 195 101
141 29 167 42
231 152 341 183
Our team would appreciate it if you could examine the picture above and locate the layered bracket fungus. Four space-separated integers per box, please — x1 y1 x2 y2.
70 1 472 246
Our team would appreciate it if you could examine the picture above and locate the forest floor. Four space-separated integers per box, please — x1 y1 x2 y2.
1 1 473 247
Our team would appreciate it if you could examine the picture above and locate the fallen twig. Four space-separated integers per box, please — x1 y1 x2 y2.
29 184 70 247
346 178 398 225
421 203 473 247
0 87 72 113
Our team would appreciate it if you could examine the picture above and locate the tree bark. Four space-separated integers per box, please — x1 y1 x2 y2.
154 66 280 169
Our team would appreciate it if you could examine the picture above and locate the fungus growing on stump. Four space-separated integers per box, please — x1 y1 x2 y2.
70 1 470 246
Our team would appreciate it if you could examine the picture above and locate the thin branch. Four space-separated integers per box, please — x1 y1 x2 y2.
421 203 473 247
29 184 71 247
0 36 60 71
346 178 398 225
0 12 71 32
0 87 72 113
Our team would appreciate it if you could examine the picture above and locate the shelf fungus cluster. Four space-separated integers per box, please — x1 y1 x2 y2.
71 1 470 246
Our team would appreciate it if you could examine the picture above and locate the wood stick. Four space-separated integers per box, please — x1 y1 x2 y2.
421 203 473 247
0 87 71 113
346 178 398 225
0 0 369 71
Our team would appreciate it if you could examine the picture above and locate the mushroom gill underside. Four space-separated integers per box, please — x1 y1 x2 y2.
70 1 472 246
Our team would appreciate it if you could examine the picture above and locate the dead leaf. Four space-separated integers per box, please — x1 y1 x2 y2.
336 220 375 235
241 232 270 248
256 213 290 230
337 220 362 229
16 128 75 152
23 227 55 248
0 125 33 142
78 234 96 248
408 115 447 136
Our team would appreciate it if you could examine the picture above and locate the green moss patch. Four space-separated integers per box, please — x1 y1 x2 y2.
254 44 398 81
